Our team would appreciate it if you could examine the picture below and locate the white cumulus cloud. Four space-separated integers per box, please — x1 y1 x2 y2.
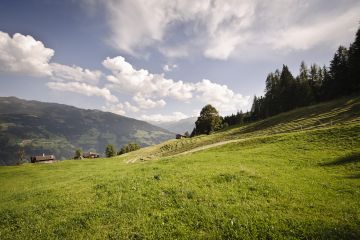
47 82 118 103
50 63 102 84
124 101 140 113
133 94 166 109
102 103 126 115
103 55 249 115
103 56 194 101
0 31 104 85
195 79 250 114
140 111 189 123
102 101 140 115
163 64 178 72
0 31 54 76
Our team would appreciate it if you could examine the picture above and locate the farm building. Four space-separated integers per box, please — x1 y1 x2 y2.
176 134 186 139
82 152 100 158
30 154 56 163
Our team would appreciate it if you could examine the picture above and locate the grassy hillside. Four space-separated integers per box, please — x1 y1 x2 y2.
121 95 359 163
0 97 174 165
0 96 359 239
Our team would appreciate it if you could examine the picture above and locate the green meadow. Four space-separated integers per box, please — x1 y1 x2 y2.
0 96 359 239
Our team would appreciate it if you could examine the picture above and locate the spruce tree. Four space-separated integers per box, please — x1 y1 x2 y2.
264 70 281 116
326 46 349 98
279 65 296 112
348 27 360 93
296 61 313 106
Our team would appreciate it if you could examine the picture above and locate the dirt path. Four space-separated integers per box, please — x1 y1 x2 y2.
126 139 243 164
125 155 147 164
173 139 242 156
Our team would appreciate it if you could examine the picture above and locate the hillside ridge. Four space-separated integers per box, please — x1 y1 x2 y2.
118 95 359 163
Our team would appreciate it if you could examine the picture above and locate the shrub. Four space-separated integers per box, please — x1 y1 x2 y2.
117 143 141 155
105 144 116 158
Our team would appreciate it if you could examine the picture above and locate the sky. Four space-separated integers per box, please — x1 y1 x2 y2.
0 0 359 122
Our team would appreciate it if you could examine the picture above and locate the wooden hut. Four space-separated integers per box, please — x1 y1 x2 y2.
30 154 56 163
82 152 100 158
176 134 186 139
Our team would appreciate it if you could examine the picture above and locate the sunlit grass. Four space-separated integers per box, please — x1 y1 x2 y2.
0 96 359 239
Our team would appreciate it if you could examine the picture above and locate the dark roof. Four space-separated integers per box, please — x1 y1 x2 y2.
83 152 100 158
33 155 55 161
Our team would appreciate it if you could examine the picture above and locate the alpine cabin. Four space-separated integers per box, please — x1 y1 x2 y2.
30 154 56 163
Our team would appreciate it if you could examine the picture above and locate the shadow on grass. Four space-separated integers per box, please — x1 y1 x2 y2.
320 152 360 166
346 173 360 179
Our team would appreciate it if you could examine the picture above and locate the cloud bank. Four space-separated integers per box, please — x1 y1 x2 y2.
50 63 102 84
103 56 249 114
46 82 118 103
163 64 178 72
85 0 360 60
140 111 189 123
102 56 195 102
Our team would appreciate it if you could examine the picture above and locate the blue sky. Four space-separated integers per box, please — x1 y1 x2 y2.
0 0 359 122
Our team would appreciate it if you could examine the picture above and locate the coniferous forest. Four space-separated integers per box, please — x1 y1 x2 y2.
223 26 360 126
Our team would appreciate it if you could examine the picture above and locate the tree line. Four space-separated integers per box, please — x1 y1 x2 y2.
250 26 359 121
105 143 141 158
190 104 252 136
191 26 359 136
73 142 141 159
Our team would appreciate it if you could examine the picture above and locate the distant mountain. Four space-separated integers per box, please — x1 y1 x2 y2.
0 97 174 165
150 117 197 134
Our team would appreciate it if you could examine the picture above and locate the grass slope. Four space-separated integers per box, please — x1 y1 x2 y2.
121 95 359 163
0 96 359 239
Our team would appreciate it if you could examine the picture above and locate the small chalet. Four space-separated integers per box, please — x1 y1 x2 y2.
30 154 56 163
82 152 100 158
176 134 186 139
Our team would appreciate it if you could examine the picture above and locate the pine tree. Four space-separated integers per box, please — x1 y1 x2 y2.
250 95 259 120
264 70 281 116
325 46 349 98
237 110 244 124
347 27 360 93
279 65 296 112
299 61 309 83
295 61 313 106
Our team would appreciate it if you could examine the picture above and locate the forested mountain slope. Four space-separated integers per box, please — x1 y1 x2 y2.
0 97 174 165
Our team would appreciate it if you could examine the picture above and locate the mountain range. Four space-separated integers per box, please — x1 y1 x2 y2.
0 97 174 165
149 117 197 134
